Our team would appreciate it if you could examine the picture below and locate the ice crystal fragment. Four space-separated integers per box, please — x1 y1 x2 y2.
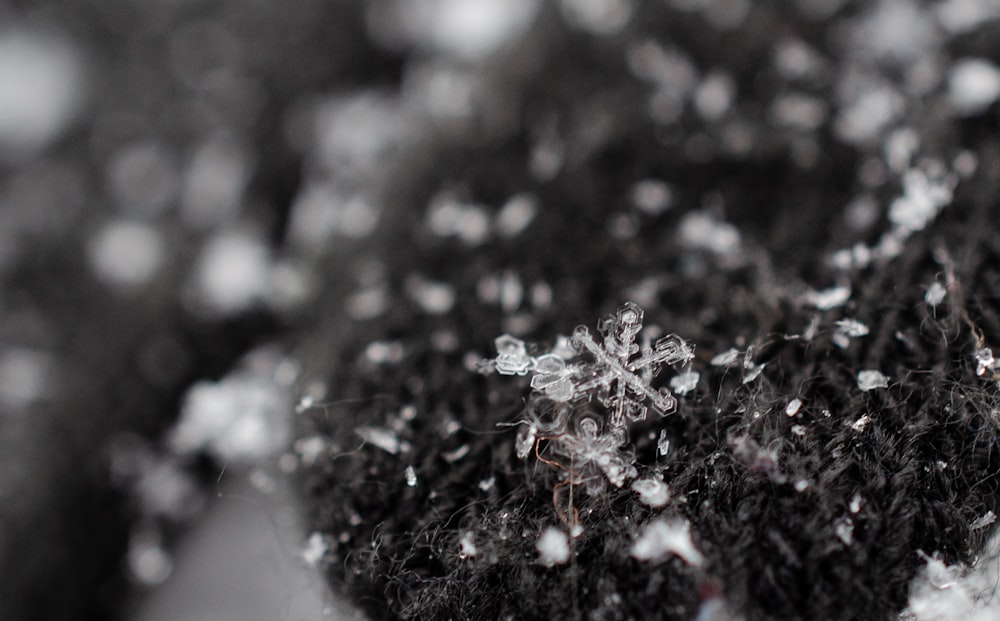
975 348 995 377
785 398 802 417
742 363 765 384
493 335 533 375
630 519 704 567
710 348 740 366
851 414 872 432
857 369 889 391
631 478 670 508
924 281 946 307
657 429 671 457
971 511 997 530
356 426 409 454
670 370 700 395
537 526 571 566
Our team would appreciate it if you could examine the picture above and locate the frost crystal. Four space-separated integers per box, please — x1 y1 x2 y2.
857 369 889 391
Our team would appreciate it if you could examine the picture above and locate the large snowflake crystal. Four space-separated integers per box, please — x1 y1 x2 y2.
486 302 694 435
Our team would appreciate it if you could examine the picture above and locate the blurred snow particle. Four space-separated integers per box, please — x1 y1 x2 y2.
770 93 827 131
678 211 742 256
392 0 540 61
972 510 997 530
405 465 418 487
630 179 674 216
853 0 940 64
805 284 851 310
426 193 491 245
670 370 700 395
191 230 270 316
495 193 538 238
925 281 947 307
936 0 1000 34
406 275 456 315
832 318 869 348
314 93 408 175
834 84 902 145
107 142 178 215
88 220 166 289
857 369 890 391
170 348 294 463
560 0 634 35
347 287 390 321
630 519 705 567
948 58 1000 116
302 532 329 567
693 71 736 121
537 526 571 566
631 478 670 508
0 346 51 410
849 493 863 514
288 184 381 249
128 530 173 586
180 134 251 228
0 29 85 160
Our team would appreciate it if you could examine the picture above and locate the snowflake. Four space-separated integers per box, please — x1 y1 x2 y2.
486 302 693 434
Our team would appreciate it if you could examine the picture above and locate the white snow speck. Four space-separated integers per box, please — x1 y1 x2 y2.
630 518 704 567
834 517 854 545
459 531 478 559
693 70 736 121
631 478 670 508
0 346 51 410
405 465 418 487
849 493 863 514
785 398 802 417
948 58 1000 116
537 526 571 567
925 281 947 307
975 348 996 377
857 369 890 391
560 0 634 35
